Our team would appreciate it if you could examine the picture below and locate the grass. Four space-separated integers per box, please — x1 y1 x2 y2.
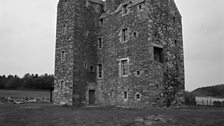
0 89 49 98
0 104 223 126
0 90 224 126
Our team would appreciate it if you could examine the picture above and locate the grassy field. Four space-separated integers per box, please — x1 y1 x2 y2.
0 89 49 98
0 90 224 126
0 104 223 126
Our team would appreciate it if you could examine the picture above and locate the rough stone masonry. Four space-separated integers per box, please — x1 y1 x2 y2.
53 0 185 108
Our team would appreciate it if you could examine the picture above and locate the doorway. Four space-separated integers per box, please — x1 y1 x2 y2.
89 90 95 105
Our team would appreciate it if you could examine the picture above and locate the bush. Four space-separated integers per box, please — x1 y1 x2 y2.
183 91 196 105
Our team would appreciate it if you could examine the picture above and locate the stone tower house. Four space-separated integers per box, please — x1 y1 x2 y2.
53 0 185 107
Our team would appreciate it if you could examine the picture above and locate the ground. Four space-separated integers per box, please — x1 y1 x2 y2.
0 90 224 126
0 90 49 98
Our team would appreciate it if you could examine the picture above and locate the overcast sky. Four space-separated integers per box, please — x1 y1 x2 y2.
0 0 223 91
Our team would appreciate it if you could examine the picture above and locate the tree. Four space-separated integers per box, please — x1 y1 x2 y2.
0 75 6 89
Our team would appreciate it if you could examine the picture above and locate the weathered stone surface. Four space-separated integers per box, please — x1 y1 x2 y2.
53 0 185 108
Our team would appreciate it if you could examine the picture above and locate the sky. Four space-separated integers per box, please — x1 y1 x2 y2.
0 0 223 91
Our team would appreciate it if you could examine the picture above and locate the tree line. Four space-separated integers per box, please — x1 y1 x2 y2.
0 73 54 90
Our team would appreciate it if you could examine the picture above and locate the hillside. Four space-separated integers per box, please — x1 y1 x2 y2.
192 84 224 98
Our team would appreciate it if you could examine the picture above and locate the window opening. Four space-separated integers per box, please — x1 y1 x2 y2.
135 93 141 100
99 18 104 25
98 37 102 49
89 66 95 72
60 80 64 90
61 51 66 62
122 4 128 15
122 28 128 42
84 62 88 69
120 58 129 77
154 47 164 63
97 64 103 79
123 91 128 100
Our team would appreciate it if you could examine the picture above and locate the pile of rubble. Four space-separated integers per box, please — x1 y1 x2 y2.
126 115 176 126
0 96 50 104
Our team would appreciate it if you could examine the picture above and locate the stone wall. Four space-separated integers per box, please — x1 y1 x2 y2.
97 0 184 107
54 0 103 106
72 0 103 106
53 0 76 105
54 0 185 107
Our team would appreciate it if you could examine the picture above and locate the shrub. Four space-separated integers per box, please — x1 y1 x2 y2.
183 91 196 105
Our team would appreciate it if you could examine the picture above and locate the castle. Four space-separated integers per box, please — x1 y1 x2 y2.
53 0 185 107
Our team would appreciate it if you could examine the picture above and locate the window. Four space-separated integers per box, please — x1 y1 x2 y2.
137 71 140 75
63 24 67 35
98 37 102 49
61 51 66 62
89 66 95 72
138 5 142 9
86 31 89 36
84 62 88 69
60 80 64 90
122 4 128 15
119 58 129 77
133 32 138 38
137 4 143 11
154 47 164 63
173 16 176 22
135 70 141 77
122 28 128 42
97 64 103 79
99 18 104 26
135 93 141 100
175 40 177 45
123 91 128 101
154 32 159 38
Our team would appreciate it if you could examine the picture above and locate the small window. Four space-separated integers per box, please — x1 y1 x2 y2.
154 47 164 63
86 31 89 36
61 51 66 62
89 66 95 72
137 4 143 11
135 93 141 100
97 64 103 79
135 70 141 77
123 91 128 100
137 71 140 75
175 40 177 45
99 18 104 26
98 37 102 49
119 58 129 77
60 80 64 90
122 28 128 42
63 24 67 35
154 32 159 38
138 5 142 9
173 16 176 22
133 32 138 38
84 62 88 69
122 4 128 15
